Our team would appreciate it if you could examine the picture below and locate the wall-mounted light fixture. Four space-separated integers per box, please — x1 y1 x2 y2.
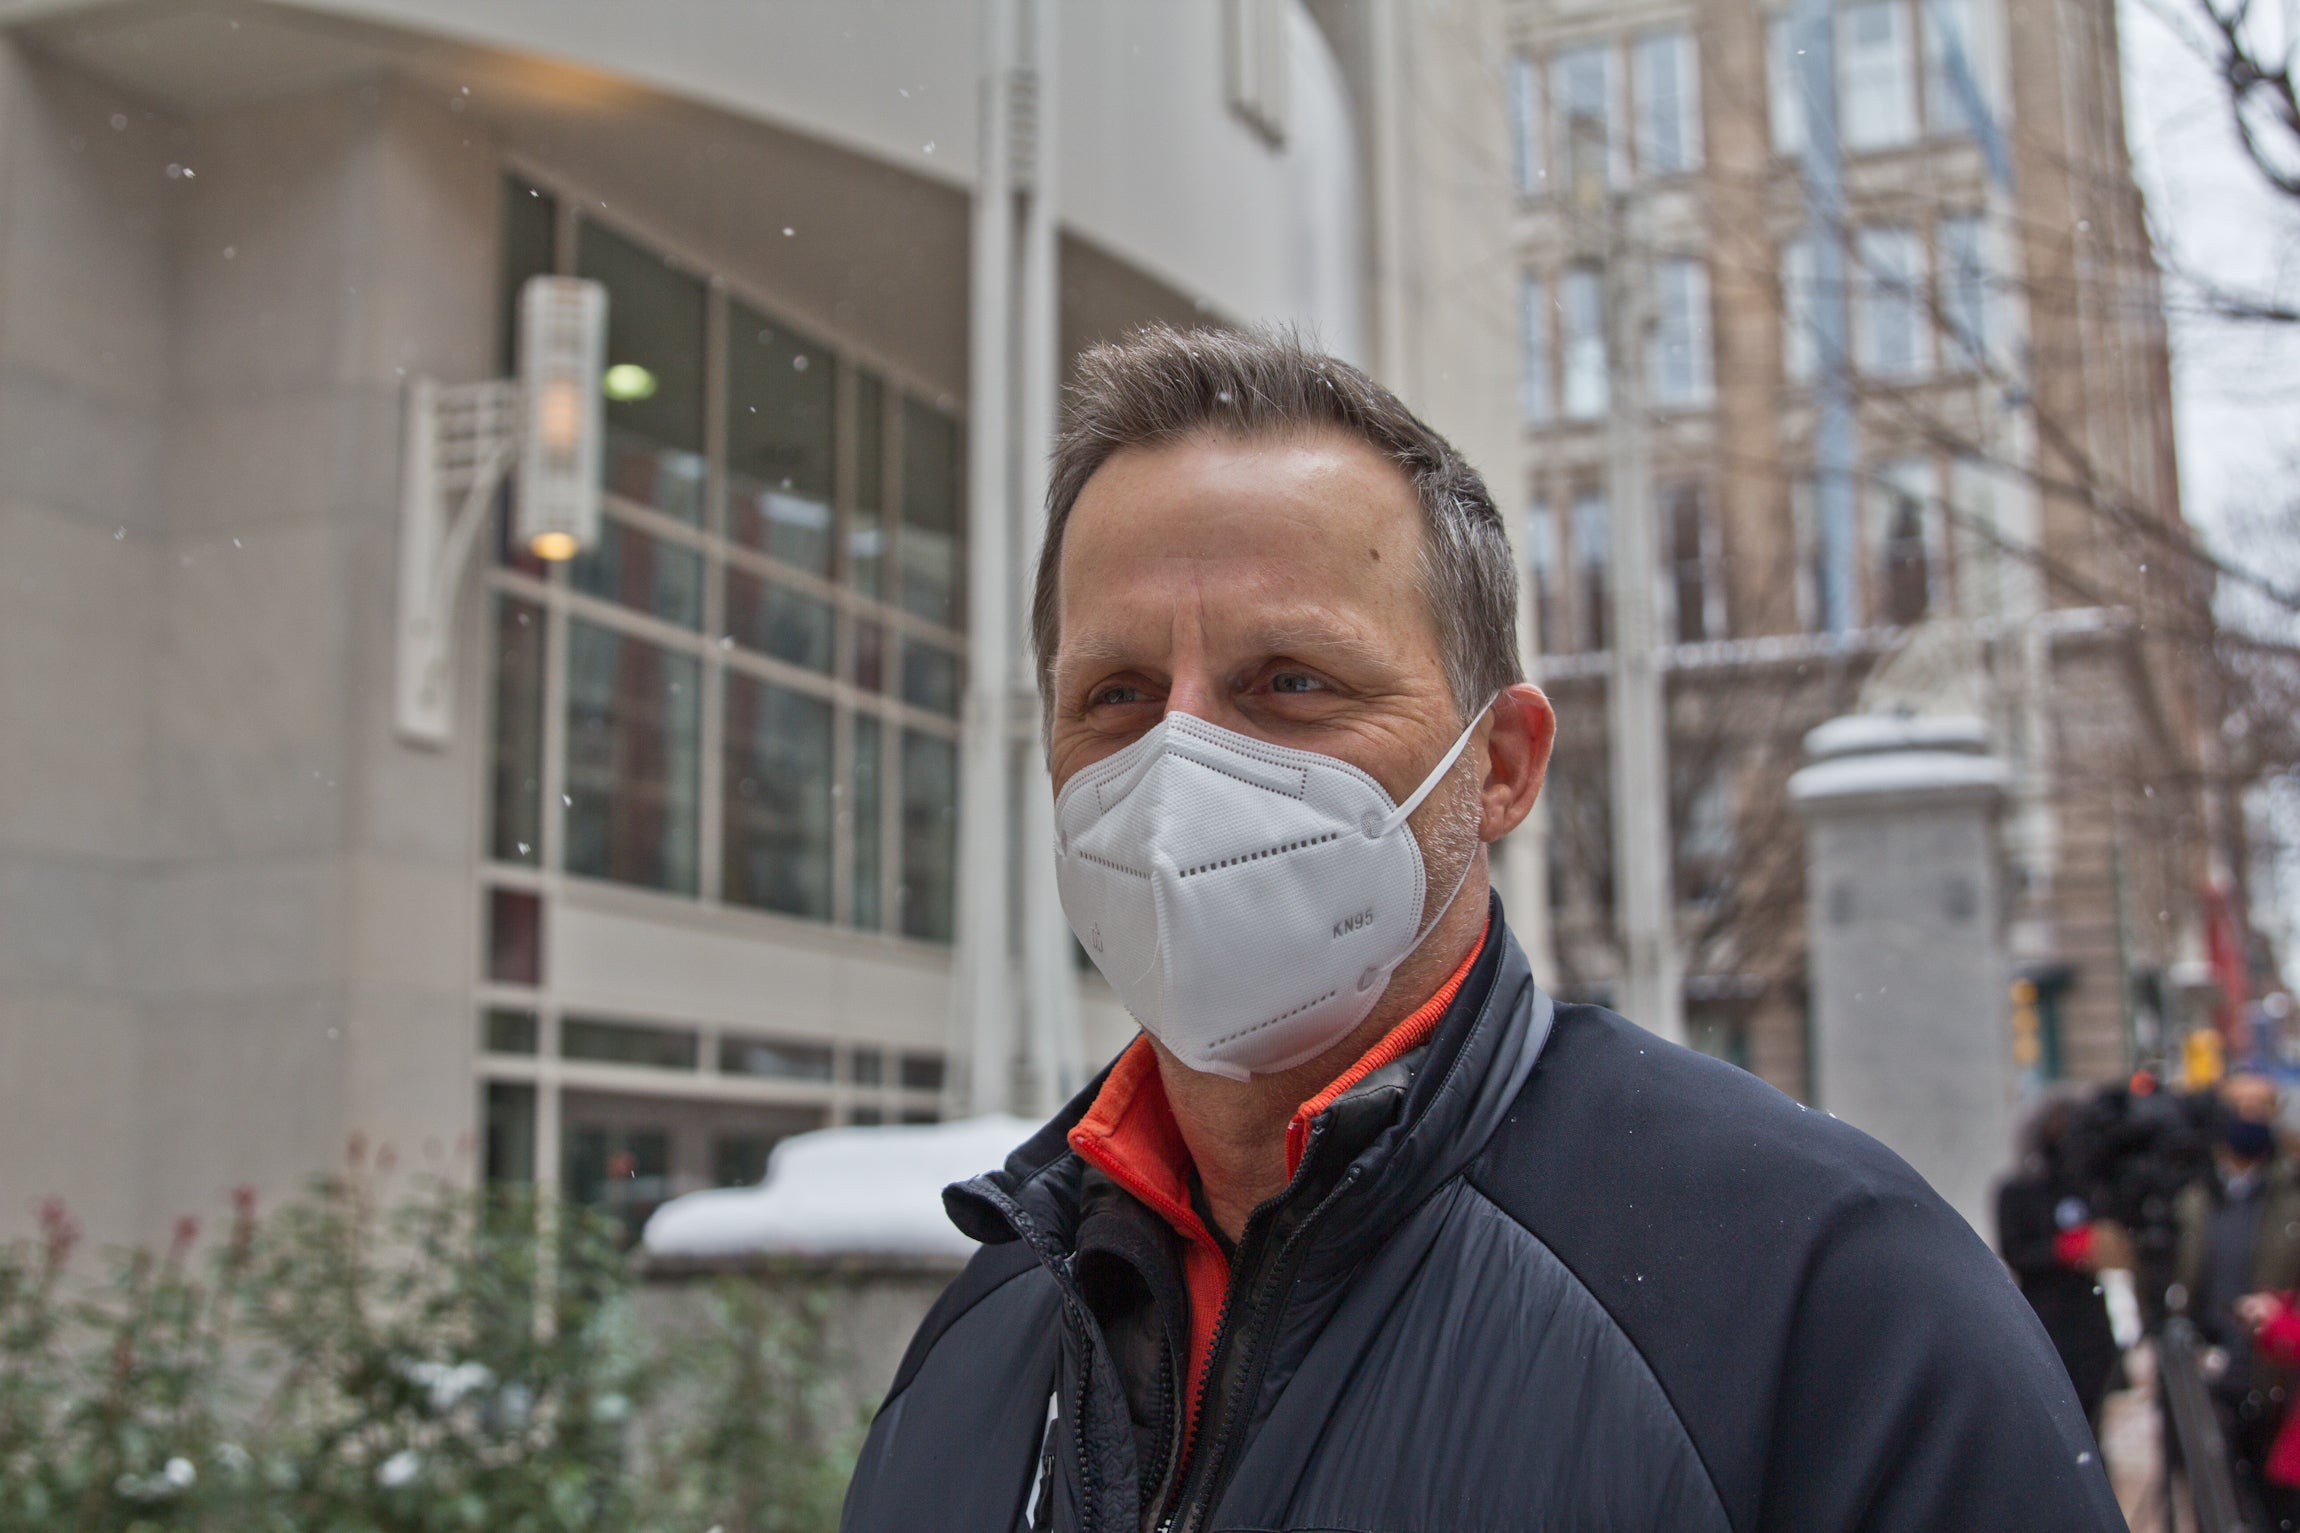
394 275 607 747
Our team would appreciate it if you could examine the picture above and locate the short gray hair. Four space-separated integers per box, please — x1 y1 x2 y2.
1032 324 1522 723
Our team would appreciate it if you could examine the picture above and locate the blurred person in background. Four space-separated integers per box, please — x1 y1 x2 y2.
2174 1070 2300 1520
1999 1090 2126 1433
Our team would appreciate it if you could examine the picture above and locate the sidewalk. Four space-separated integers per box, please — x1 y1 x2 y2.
2105 1342 2198 1533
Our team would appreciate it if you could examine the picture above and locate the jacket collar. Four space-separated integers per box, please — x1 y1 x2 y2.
944 894 1554 1267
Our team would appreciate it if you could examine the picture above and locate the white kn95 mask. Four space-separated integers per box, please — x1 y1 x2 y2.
1052 703 1491 1080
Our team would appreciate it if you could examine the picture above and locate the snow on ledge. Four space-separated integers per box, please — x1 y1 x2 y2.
641 1114 1041 1260
1788 749 2009 805
1803 713 1990 761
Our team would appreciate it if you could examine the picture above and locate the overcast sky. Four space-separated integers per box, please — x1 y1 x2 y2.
2118 0 2300 544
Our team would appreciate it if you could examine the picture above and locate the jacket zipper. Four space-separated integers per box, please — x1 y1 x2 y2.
1153 1132 1361 1533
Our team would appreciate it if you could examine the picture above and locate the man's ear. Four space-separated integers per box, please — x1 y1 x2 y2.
1479 683 1555 842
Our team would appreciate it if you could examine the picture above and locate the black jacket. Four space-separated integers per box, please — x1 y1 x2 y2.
844 910 2125 1531
1996 1171 2121 1415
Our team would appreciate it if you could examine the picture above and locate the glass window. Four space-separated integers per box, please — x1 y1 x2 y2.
727 302 836 576
1767 15 1809 157
900 637 964 717
1635 30 1702 178
720 1033 836 1081
489 191 965 949
578 221 707 525
487 887 542 986
850 616 889 693
724 569 835 673
1780 237 1820 385
564 620 701 895
900 729 959 942
1509 54 1545 194
483 1083 537 1184
1573 491 1610 653
1938 214 1989 369
1551 44 1616 194
1854 226 1930 380
499 179 557 373
723 674 835 920
570 517 705 629
1666 485 1715 643
1527 500 1560 654
900 398 964 628
1560 266 1609 420
564 1120 672 1245
849 1104 886 1127
1650 259 1713 408
1871 457 1938 626
852 715 884 930
851 1047 885 1086
1923 0 1987 137
1519 274 1553 425
1676 772 1734 906
900 1108 942 1126
899 1052 947 1092
563 1017 699 1070
483 1007 540 1055
851 371 887 597
490 595 544 865
1837 0 1917 151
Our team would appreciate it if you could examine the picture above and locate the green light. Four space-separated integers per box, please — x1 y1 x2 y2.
602 363 658 402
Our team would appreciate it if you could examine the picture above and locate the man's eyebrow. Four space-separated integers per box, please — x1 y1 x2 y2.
1055 622 1384 676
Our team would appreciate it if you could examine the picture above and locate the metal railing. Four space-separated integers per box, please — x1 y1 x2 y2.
2159 1317 2250 1533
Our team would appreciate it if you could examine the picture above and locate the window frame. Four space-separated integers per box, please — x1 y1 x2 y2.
1634 27 1704 179
483 163 967 946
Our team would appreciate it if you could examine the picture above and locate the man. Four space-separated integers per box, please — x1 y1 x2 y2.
842 328 2121 1531
2176 1071 2300 1520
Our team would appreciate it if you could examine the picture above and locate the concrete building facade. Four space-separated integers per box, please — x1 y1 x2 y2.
0 0 1530 1247
1505 0 2205 1100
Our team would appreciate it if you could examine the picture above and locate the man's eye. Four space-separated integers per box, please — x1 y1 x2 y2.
1270 672 1321 694
1093 685 1146 707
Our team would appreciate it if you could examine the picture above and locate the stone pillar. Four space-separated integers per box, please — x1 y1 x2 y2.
1790 714 2013 1240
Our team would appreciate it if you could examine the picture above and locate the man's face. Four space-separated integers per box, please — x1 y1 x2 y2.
2225 1073 2279 1124
1047 429 1460 813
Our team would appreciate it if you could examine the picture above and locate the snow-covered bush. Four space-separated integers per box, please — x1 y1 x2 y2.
0 1164 859 1533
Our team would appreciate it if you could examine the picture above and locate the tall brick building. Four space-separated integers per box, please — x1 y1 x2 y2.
1505 0 2206 1098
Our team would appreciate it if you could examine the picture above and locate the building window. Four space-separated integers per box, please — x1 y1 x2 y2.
1650 258 1714 409
1922 0 1989 138
486 175 965 944
1509 53 1546 195
1780 237 1820 385
1223 0 1290 144
1560 265 1609 420
1527 499 1561 654
1870 457 1940 626
1675 771 1734 907
1520 274 1554 424
1664 484 1721 643
1937 213 1989 369
1573 490 1610 652
1767 15 1810 157
1551 43 1618 194
1853 226 1930 381
1634 29 1703 178
1836 0 1917 151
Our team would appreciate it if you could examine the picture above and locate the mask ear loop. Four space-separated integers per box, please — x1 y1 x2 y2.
1369 699 1495 840
1356 699 1499 994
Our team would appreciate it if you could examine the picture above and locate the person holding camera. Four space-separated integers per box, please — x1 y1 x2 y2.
1999 1093 2126 1433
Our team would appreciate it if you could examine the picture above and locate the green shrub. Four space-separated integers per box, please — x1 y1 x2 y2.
0 1172 858 1533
